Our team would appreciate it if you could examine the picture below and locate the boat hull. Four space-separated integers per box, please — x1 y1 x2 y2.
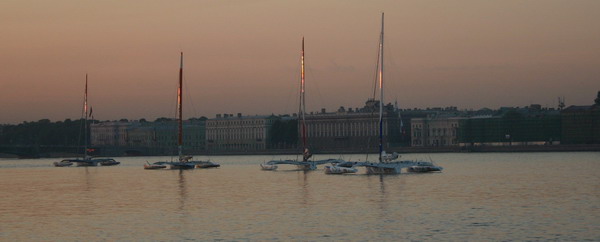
324 165 357 174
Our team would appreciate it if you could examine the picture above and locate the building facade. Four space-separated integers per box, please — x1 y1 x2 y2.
411 116 463 147
205 114 275 152
300 100 403 152
90 121 132 147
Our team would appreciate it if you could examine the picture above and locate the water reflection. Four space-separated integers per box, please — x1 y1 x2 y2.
297 170 310 207
1 153 598 241
177 170 187 213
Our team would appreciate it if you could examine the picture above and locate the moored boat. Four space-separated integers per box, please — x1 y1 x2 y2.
54 74 119 167
355 13 443 175
147 52 220 170
261 38 346 171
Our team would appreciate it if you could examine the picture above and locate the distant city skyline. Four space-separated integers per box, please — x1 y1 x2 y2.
1 0 599 124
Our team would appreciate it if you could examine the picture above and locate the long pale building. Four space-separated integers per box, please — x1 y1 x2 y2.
411 116 463 147
205 114 275 152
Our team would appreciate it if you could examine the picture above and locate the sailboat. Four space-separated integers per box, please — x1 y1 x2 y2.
360 12 438 174
146 52 220 170
54 74 119 167
261 38 344 171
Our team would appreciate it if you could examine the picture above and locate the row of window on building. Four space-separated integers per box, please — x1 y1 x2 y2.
89 103 600 152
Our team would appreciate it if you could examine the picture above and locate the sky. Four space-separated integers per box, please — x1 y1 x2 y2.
1 0 599 124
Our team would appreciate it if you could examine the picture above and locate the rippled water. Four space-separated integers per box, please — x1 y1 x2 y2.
1 152 599 241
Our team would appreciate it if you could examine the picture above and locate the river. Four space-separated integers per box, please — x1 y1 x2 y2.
1 152 598 241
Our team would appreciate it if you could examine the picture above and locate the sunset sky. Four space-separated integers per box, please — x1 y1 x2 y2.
1 0 599 124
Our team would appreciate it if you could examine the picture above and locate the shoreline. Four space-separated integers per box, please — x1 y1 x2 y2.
2 144 598 159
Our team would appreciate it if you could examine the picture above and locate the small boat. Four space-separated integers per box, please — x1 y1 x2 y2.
53 160 73 167
144 161 166 170
99 159 120 166
407 161 443 173
324 165 357 174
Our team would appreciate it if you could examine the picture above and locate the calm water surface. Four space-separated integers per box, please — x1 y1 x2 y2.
1 152 599 241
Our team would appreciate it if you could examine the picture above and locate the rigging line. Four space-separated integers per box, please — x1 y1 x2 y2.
304 60 325 114
282 47 299 116
182 75 199 119
79 75 87 157
371 35 381 100
282 68 296 115
384 37 400 101
169 58 179 121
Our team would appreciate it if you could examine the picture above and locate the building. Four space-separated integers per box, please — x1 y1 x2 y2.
411 116 464 147
301 99 402 152
90 121 132 147
205 114 275 152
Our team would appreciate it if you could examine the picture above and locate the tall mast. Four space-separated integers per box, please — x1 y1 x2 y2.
84 73 89 158
378 12 384 162
178 52 183 159
300 37 307 157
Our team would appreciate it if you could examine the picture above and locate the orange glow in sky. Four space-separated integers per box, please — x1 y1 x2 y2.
1 0 599 124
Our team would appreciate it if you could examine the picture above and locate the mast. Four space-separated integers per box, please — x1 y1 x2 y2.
178 52 183 160
300 37 308 161
378 12 384 162
84 73 89 158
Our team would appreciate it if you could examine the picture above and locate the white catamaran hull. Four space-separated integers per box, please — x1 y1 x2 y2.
324 165 358 174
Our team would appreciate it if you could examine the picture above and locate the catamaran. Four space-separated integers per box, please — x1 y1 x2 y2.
146 52 220 170
53 74 119 167
353 13 442 174
261 38 344 171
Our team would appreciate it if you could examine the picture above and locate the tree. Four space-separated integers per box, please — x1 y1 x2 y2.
154 117 173 123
